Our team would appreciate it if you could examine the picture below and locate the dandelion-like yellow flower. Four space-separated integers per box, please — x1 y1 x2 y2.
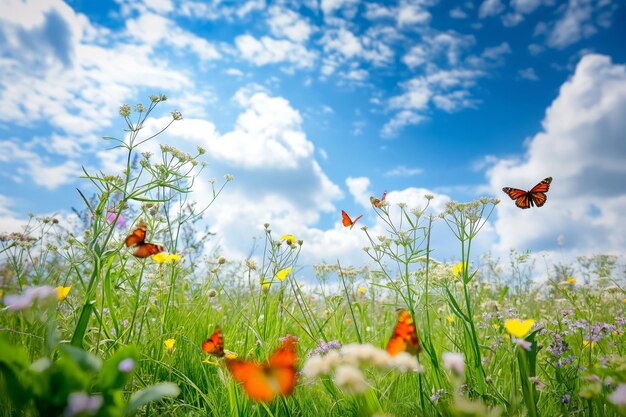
504 319 535 339
446 315 455 323
582 340 595 349
225 351 238 359
565 276 576 284
55 285 72 302
452 262 466 279
280 234 297 245
151 253 181 264
358 287 366 294
276 267 292 281
164 338 176 353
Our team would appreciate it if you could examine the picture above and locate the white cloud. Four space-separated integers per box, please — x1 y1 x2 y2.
384 165 423 177
321 27 363 59
267 6 313 43
125 12 221 61
545 0 618 49
518 67 539 81
450 7 468 19
346 176 372 208
235 34 316 69
487 54 626 256
511 0 543 15
381 110 426 138
321 0 359 17
0 195 29 233
478 0 505 18
397 2 432 27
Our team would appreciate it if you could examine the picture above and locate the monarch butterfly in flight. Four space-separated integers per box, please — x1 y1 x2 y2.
225 336 298 402
370 190 387 208
386 309 422 356
202 327 225 357
341 210 363 230
124 223 165 258
502 177 552 209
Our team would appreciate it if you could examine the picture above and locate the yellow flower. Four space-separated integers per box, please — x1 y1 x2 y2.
276 267 293 281
358 287 366 294
225 351 238 359
164 338 176 353
504 319 535 338
452 262 466 279
151 253 181 264
492 323 500 330
446 315 455 323
565 276 576 284
55 285 72 302
623 298 625 303
261 282 271 291
280 234 297 245
582 340 595 349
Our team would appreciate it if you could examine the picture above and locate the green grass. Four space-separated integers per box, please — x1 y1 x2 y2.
1 96 625 417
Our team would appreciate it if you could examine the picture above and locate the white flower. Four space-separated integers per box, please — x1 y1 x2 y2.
609 383 626 406
4 286 56 311
64 392 103 417
334 365 368 394
442 352 465 376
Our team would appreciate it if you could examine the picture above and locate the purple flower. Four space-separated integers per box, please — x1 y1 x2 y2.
429 389 447 404
4 286 56 311
64 392 103 417
561 394 571 404
106 211 126 228
118 358 135 373
307 339 342 358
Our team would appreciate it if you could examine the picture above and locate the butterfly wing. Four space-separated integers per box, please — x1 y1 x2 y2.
226 359 275 402
386 310 422 356
226 336 298 402
502 187 531 209
125 223 146 247
341 210 352 227
132 243 165 258
350 214 363 229
370 191 387 208
267 336 298 397
528 177 552 208
202 327 225 357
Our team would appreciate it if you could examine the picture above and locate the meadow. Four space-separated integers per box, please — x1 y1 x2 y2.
1 96 625 417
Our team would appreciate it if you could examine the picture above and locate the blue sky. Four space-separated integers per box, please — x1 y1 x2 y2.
1 0 625 269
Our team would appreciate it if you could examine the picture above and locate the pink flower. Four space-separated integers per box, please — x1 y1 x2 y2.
106 212 126 228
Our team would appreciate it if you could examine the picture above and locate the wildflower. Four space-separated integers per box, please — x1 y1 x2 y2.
118 358 135 373
514 337 532 351
583 340 596 349
452 262 466 279
446 315 455 323
565 276 576 284
276 267 293 281
225 351 238 359
55 285 72 302
4 286 56 311
106 211 126 228
64 392 103 417
442 352 465 377
280 234 297 245
307 339 342 358
151 253 181 264
334 365 368 394
164 338 176 354
261 282 271 291
245 259 257 270
561 394 571 404
430 389 447 404
224 174 234 182
207 288 217 298
358 287 366 295
504 319 535 338
609 384 626 406
529 376 546 390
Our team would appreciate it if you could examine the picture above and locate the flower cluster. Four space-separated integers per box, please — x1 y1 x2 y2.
302 343 421 394
3 286 56 311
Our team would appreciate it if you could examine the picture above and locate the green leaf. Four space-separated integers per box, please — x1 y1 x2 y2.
123 382 180 416
71 298 97 347
59 345 102 374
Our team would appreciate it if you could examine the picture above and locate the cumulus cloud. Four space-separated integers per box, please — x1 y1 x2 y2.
479 0 505 18
235 34 317 69
487 54 626 256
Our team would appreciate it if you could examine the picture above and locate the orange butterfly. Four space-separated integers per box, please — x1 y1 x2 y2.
341 210 363 230
370 190 387 208
386 309 422 356
202 327 225 357
502 177 552 209
125 223 165 258
226 336 298 402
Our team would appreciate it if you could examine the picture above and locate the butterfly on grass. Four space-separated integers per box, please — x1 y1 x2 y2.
226 336 298 402
502 177 552 209
386 309 422 356
341 210 363 230
370 190 387 208
202 327 224 357
124 223 165 258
